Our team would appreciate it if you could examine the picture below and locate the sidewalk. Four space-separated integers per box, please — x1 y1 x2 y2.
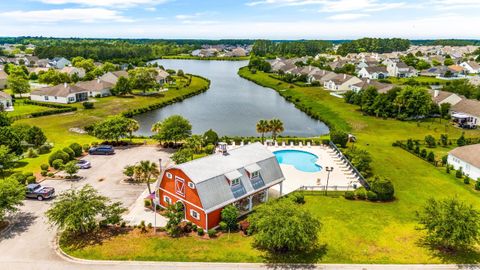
122 188 167 227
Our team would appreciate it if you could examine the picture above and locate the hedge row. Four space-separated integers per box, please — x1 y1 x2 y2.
18 100 78 118
122 75 210 118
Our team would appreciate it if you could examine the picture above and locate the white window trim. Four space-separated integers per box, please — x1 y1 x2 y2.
250 171 259 179
190 209 200 220
166 172 172 179
231 178 240 186
163 195 171 204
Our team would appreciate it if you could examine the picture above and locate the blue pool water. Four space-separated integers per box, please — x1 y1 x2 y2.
274 150 322 173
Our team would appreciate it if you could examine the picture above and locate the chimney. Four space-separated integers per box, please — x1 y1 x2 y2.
367 79 371 84
64 82 67 88
343 74 346 79
97 78 100 83
434 89 439 97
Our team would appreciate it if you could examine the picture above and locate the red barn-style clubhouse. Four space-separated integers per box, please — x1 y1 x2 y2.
156 143 285 230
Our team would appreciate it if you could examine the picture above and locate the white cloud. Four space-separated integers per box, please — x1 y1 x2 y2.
327 13 370 20
145 7 157 11
0 8 132 23
246 0 406 12
431 0 480 9
37 0 168 8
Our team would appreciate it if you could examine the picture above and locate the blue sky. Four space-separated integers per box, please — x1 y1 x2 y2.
0 0 479 39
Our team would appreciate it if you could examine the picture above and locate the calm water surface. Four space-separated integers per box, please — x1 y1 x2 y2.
134 60 329 137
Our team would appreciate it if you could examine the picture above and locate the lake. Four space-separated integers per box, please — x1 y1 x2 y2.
134 60 329 137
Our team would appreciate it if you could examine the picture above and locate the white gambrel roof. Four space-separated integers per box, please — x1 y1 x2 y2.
173 143 284 212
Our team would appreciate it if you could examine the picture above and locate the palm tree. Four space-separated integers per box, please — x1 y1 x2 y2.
185 135 204 154
269 118 284 141
126 119 139 141
137 160 160 195
256 119 270 143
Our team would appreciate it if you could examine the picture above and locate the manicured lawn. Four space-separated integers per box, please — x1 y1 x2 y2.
12 76 210 174
386 76 447 85
6 99 52 117
62 68 480 264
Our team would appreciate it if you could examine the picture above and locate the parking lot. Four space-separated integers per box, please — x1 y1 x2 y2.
0 146 173 269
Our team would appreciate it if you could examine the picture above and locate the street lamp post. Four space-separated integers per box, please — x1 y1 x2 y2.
325 166 334 196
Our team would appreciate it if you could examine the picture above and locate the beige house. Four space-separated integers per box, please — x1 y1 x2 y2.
323 74 362 92
75 79 114 97
99 70 128 85
31 83 89 104
0 91 13 111
0 70 7 90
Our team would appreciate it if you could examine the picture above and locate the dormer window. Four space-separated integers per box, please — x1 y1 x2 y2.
251 171 259 179
231 178 240 186
244 163 261 179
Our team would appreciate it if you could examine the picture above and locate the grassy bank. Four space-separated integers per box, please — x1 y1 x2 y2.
62 68 480 264
12 75 210 174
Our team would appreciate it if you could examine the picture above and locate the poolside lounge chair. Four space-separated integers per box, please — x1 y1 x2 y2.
240 141 244 146
282 141 286 147
307 141 311 148
275 141 279 147
299 142 303 148
290 142 294 147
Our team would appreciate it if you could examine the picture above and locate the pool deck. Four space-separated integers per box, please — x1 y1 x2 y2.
227 143 361 195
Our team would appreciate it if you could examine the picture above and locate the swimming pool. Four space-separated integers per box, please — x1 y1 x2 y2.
273 150 322 173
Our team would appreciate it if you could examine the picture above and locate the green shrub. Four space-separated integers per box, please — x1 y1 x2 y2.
330 130 348 148
192 224 198 232
344 191 355 200
197 228 204 236
41 170 48 176
83 102 94 109
26 148 38 158
204 144 215 154
446 165 450 174
26 176 36 184
48 150 69 165
69 143 83 157
82 144 90 152
219 221 228 232
355 187 367 200
367 191 378 201
427 151 435 162
456 167 463 178
62 147 75 160
144 199 152 208
475 180 480 191
40 164 49 171
207 229 217 238
464 176 470 185
370 176 395 201
420 149 427 158
52 159 64 170
290 192 305 204
47 172 54 177
38 144 52 154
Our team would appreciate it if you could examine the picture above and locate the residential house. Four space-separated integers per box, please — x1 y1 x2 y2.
60 67 86 78
99 70 129 85
468 76 480 86
385 60 417 78
324 74 362 92
460 61 480 74
156 143 285 230
357 66 389 80
48 57 71 69
75 79 114 97
350 79 394 94
31 83 89 104
25 56 39 67
155 68 170 85
0 70 7 90
0 91 13 111
448 144 480 180
229 47 248 57
27 67 50 74
429 89 463 106
307 70 337 84
450 99 480 128
36 59 51 68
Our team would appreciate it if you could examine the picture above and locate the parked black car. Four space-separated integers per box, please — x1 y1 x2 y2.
26 184 55 201
88 145 115 155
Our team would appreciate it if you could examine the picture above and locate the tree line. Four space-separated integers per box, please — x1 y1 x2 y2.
336 38 411 56
252 40 333 57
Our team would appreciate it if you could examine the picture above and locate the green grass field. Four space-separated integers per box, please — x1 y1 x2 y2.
11 76 210 174
6 99 52 117
61 68 480 264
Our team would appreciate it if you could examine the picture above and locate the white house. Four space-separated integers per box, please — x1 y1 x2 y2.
0 70 7 90
358 66 389 80
31 83 89 104
385 60 417 78
99 70 128 85
460 61 480 74
323 74 362 92
0 91 13 111
48 57 71 69
448 144 480 181
450 99 480 129
155 68 170 85
75 79 114 97
60 67 86 78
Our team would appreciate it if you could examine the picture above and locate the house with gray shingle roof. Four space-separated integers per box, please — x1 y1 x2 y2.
157 142 285 230
448 144 480 180
358 66 389 80
31 83 89 104
0 70 7 90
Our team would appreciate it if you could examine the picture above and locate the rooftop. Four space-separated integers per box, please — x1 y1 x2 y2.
449 144 480 168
